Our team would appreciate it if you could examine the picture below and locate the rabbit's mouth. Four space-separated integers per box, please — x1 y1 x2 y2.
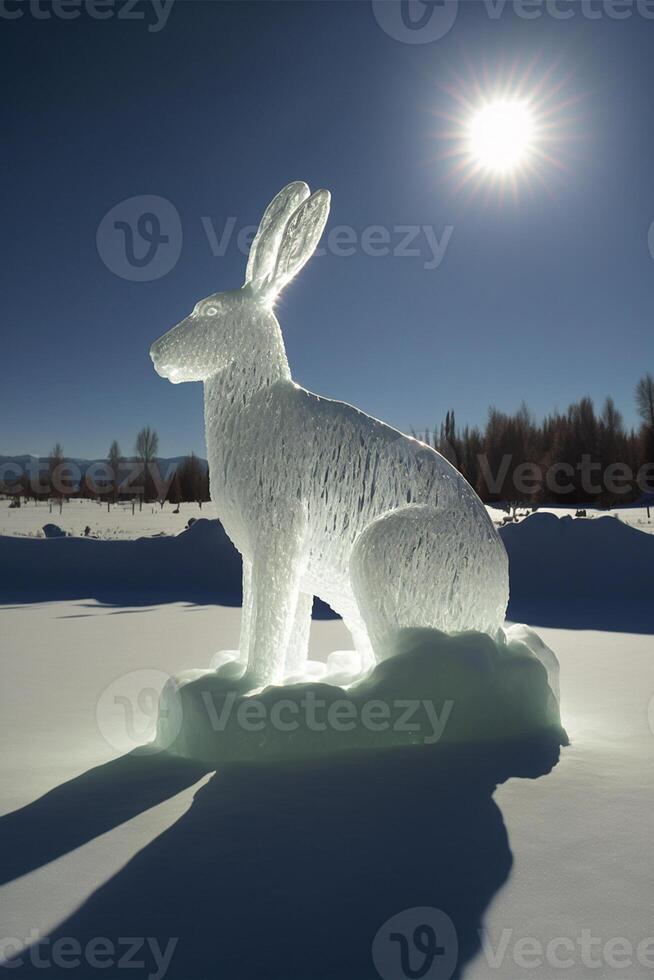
150 349 179 383
156 363 182 383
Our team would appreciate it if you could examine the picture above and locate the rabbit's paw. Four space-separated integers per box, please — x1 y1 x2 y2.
325 650 369 686
283 660 328 685
210 650 247 680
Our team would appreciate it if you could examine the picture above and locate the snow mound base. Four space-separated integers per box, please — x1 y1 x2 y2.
156 625 565 766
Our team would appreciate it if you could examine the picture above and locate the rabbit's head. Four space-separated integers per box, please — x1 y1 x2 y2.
150 181 330 384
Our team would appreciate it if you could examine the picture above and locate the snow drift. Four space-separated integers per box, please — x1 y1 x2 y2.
503 513 654 631
0 518 324 616
1 511 651 631
0 518 241 606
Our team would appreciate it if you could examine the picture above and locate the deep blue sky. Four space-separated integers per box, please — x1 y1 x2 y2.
2 0 653 458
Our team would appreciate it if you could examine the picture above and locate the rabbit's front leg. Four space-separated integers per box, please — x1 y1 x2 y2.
245 523 307 687
238 557 253 662
212 558 252 680
284 591 313 678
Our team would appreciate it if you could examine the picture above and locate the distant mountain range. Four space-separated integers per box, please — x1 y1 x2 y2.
0 455 209 475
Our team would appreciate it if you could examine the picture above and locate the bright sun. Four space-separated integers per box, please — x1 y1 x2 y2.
468 100 535 173
437 62 575 198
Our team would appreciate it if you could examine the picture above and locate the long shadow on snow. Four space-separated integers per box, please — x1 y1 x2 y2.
0 751 209 887
7 732 561 980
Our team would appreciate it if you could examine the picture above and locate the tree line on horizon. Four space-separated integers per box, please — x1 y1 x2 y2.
6 374 654 508
414 373 654 508
12 427 209 505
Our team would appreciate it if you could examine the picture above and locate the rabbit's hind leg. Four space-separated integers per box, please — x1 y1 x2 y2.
350 505 508 656
340 608 375 674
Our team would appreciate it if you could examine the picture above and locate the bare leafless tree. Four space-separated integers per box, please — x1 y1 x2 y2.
107 440 122 502
48 443 64 499
177 452 209 505
135 426 159 501
636 373 654 430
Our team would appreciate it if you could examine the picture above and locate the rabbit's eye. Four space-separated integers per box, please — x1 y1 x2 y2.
206 306 218 316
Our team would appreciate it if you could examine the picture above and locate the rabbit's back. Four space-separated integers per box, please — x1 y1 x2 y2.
206 380 490 591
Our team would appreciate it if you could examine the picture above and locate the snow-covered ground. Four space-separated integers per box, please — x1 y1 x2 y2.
0 512 652 979
1 496 651 540
487 502 654 534
0 498 209 540
0 600 652 979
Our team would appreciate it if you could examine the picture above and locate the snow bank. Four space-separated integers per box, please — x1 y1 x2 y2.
2 511 651 632
156 626 565 766
0 518 241 606
501 513 654 631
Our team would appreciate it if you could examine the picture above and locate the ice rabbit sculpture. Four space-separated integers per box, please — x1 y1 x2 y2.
150 181 509 688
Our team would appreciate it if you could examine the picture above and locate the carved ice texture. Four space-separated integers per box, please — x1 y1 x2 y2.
150 182 509 689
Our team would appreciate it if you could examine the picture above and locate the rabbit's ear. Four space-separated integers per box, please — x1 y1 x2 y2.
246 181 310 290
268 189 331 295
